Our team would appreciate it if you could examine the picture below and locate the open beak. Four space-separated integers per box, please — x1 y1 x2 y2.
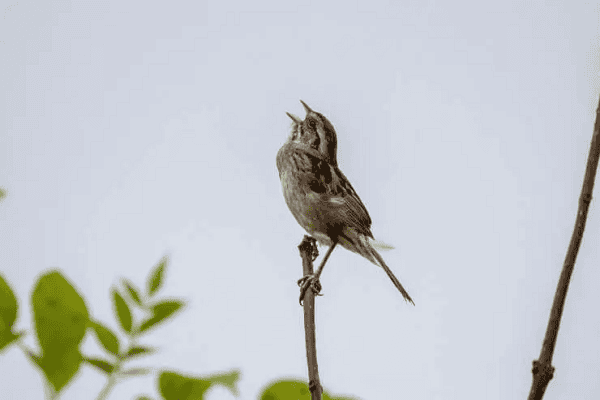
286 112 302 123
299 100 313 114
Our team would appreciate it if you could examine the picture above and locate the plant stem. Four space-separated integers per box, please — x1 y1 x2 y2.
298 235 323 400
527 94 600 399
96 330 139 400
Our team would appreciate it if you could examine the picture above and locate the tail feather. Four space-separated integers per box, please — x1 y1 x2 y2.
341 231 414 305
371 249 415 305
371 239 395 251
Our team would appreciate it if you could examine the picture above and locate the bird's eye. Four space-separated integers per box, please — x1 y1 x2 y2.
308 119 317 128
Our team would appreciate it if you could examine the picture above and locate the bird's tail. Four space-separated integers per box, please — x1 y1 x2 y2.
370 239 395 251
354 235 414 305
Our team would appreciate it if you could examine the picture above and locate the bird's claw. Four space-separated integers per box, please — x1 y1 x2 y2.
298 274 323 305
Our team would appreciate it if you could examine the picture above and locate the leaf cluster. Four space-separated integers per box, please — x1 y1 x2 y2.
0 258 240 400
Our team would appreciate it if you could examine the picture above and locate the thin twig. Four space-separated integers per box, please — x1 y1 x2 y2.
96 329 140 400
298 235 323 400
527 95 600 400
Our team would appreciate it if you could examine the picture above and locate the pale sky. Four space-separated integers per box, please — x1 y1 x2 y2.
1 0 600 399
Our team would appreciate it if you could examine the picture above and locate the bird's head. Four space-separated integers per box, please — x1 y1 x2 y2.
286 100 338 166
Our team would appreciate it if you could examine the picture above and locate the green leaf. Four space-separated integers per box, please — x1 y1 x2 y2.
123 279 143 306
259 380 358 400
84 357 115 374
0 331 22 352
260 380 311 400
135 396 153 400
139 300 184 333
159 371 202 400
153 301 184 320
31 271 89 393
125 345 154 359
92 321 120 356
137 317 159 334
158 370 241 400
158 371 216 400
147 257 167 296
206 370 240 397
0 273 19 352
0 187 6 202
112 289 132 333
32 271 89 353
37 347 83 392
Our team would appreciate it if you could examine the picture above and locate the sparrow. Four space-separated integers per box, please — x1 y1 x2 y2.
276 100 414 305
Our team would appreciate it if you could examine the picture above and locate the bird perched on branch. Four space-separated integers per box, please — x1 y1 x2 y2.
276 100 414 305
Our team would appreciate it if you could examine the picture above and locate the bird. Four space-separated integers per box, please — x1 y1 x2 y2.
276 100 414 305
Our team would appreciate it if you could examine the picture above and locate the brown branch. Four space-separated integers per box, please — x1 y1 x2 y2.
298 235 323 400
528 95 600 399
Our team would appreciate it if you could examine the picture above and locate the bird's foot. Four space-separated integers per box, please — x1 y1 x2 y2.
297 274 322 305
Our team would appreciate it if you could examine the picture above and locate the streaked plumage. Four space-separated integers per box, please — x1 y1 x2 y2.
276 100 414 305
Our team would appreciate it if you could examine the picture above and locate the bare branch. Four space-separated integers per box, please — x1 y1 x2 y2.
528 95 600 399
298 235 323 400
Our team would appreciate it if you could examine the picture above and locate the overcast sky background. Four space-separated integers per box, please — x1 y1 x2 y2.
1 1 600 399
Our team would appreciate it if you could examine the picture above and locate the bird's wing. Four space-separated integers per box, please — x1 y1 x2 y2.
327 166 373 237
288 146 373 238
